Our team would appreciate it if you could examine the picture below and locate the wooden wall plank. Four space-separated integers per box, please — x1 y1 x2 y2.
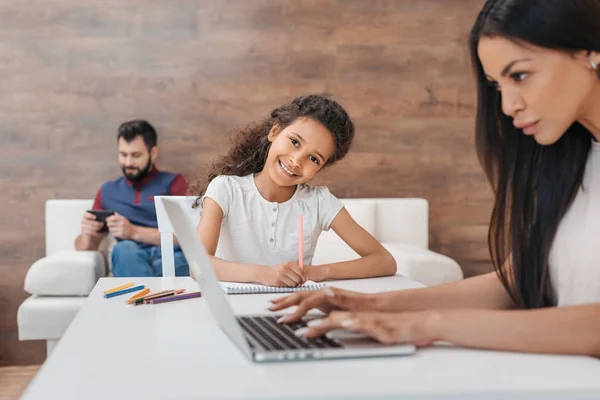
0 0 489 365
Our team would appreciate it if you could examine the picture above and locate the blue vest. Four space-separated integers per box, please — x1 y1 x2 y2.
100 171 179 246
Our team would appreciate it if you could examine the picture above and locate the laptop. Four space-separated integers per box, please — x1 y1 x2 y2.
161 197 416 362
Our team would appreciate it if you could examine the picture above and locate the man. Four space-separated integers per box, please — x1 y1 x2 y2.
75 119 189 277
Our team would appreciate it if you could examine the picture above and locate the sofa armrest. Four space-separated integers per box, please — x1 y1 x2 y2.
381 242 463 287
24 251 107 296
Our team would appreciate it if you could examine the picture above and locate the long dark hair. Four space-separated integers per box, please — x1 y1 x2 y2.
470 0 600 308
191 94 355 207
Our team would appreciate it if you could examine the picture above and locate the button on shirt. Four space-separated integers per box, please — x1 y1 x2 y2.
201 174 344 267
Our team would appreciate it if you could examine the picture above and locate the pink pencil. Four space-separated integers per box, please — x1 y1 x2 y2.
299 214 304 269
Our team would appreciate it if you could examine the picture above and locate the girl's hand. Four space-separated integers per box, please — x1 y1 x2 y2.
269 287 375 323
259 262 305 287
295 310 441 347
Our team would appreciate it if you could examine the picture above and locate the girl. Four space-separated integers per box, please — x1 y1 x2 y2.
194 94 397 287
271 0 600 357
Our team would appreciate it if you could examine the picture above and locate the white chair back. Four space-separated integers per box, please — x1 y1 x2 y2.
155 196 199 276
45 200 96 256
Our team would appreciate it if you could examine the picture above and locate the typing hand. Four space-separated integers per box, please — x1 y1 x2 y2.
106 213 136 240
260 261 306 287
269 287 372 323
294 309 439 348
81 212 105 237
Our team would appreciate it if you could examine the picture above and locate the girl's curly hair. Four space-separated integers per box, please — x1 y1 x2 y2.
190 94 355 207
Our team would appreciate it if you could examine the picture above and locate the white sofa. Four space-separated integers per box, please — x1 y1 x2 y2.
18 197 463 356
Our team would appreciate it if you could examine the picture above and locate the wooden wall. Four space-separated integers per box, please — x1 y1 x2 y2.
0 0 490 365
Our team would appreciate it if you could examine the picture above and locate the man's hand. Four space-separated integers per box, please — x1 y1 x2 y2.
81 212 105 237
106 213 136 240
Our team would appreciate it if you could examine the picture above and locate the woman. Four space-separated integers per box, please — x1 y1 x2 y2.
269 0 600 356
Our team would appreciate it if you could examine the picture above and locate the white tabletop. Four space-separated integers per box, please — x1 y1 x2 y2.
23 276 600 400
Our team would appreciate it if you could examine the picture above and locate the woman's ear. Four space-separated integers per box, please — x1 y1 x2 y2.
579 50 600 70
267 123 280 143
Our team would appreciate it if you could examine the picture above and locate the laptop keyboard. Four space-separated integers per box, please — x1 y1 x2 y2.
237 316 342 351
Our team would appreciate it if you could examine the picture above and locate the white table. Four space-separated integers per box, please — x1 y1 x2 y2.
23 276 600 399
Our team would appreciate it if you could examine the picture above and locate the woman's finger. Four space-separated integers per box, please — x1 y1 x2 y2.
277 288 351 323
278 293 329 323
299 311 353 338
269 292 303 308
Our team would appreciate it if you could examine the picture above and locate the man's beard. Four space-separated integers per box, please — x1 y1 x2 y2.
122 158 152 182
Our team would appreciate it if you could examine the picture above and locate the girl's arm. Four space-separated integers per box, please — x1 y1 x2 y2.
306 208 397 281
197 198 304 286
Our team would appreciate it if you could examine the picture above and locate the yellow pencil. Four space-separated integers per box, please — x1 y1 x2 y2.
126 288 150 304
104 282 134 295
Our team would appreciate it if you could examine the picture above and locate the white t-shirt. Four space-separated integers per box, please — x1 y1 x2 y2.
201 174 344 267
549 140 600 306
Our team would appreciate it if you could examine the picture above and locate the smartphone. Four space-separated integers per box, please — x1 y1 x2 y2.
87 210 114 232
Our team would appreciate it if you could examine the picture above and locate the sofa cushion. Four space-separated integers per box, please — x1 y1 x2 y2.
24 251 106 296
312 201 376 266
17 296 86 340
382 242 463 286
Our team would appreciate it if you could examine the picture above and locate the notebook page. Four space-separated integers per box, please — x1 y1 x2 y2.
219 281 325 294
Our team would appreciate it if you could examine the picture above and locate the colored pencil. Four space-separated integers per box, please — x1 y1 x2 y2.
104 282 134 295
298 214 304 269
139 289 171 301
147 292 202 304
104 285 145 298
133 289 186 306
126 288 150 304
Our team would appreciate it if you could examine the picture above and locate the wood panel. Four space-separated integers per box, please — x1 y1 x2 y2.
0 365 40 399
0 0 489 365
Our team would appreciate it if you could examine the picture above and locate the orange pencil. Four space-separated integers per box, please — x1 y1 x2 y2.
104 282 134 295
126 288 150 304
298 214 304 269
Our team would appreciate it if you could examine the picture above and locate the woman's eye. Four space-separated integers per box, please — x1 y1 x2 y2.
290 138 299 147
511 72 528 83
310 156 319 165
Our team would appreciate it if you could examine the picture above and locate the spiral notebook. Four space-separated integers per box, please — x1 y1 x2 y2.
220 281 326 295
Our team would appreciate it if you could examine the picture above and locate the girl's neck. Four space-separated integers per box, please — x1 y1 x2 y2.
253 171 297 203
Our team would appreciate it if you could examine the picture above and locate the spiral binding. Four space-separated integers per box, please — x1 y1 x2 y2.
224 283 326 294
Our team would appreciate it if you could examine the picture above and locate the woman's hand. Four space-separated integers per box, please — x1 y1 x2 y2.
268 287 376 322
295 310 441 347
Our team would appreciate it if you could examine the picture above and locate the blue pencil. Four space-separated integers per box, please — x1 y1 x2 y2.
104 285 145 298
